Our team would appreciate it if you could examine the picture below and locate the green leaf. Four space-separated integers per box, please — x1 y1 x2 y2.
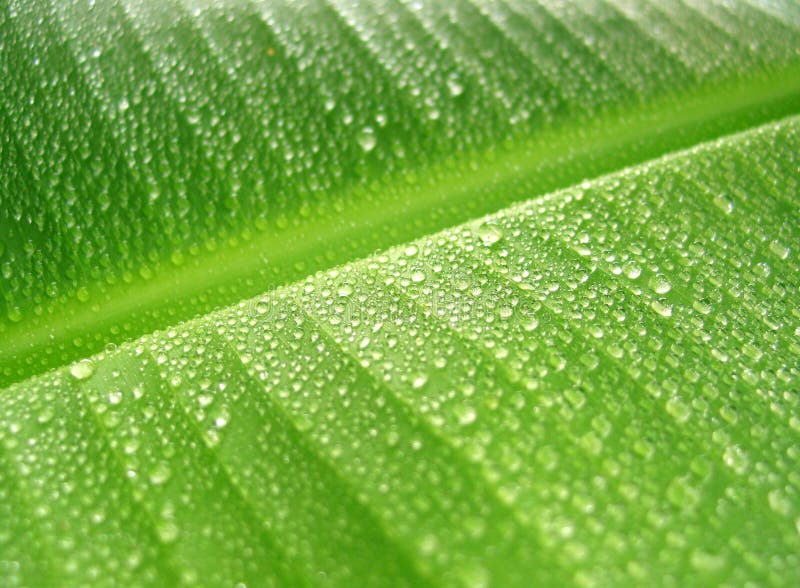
2 1 800 587
2 0 800 385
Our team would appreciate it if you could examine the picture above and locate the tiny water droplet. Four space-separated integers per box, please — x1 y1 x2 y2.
156 521 180 544
712 194 733 214
690 549 726 572
357 126 377 152
722 444 749 474
7 307 23 323
149 462 172 486
37 406 54 424
665 396 691 422
412 374 428 389
447 76 464 97
651 298 672 317
623 261 641 279
769 240 789 259
456 405 477 426
69 359 95 380
477 222 503 245
648 273 671 294
692 297 712 315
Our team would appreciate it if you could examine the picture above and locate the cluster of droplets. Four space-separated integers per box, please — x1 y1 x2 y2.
4 0 800 388
1 1 800 586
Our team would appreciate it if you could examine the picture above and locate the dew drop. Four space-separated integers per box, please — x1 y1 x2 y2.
412 374 428 389
712 194 733 214
623 261 641 279
357 126 377 152
69 359 96 381
456 405 477 426
651 298 673 317
665 396 691 423
447 76 464 97
692 297 712 315
37 406 54 424
7 307 23 323
156 521 180 544
722 444 749 474
149 462 172 486
769 240 789 259
690 549 726 572
648 273 671 294
477 222 503 245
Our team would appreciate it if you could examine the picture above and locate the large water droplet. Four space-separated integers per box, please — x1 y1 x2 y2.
69 359 96 381
648 273 671 294
477 222 503 245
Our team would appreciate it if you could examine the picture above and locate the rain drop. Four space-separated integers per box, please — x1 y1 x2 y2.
69 359 96 381
357 126 377 152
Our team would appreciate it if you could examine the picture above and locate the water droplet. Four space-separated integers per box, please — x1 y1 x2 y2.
722 444 749 474
665 396 691 422
623 261 641 279
357 126 377 152
69 359 96 381
37 406 54 424
7 307 23 323
713 194 733 214
768 489 791 516
667 475 699 508
411 271 426 283
149 462 172 486
337 285 353 297
447 76 464 97
477 222 503 245
651 298 672 317
769 240 789 259
456 405 477 426
156 521 180 544
411 374 428 389
648 273 671 294
692 298 712 315
690 549 726 572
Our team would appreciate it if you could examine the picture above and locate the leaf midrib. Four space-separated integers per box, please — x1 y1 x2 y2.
3 64 800 388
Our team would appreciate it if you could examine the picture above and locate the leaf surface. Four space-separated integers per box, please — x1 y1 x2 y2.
2 0 800 384
3 112 800 586
1 2 800 587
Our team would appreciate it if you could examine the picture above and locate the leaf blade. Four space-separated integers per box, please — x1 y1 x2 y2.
3 112 799 586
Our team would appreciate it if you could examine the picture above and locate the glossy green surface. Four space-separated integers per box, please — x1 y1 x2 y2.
1 1 800 587
2 0 800 385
